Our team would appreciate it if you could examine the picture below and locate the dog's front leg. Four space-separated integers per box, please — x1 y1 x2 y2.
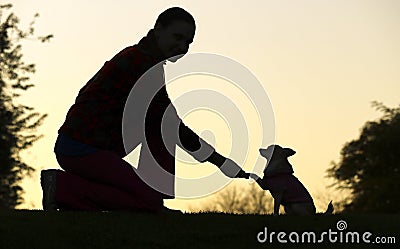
272 190 284 216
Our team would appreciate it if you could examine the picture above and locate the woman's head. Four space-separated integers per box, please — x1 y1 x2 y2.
153 7 196 62
155 7 196 29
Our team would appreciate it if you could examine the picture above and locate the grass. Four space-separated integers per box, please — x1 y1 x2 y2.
0 210 398 249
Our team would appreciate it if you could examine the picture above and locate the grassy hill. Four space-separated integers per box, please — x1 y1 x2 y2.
0 210 398 249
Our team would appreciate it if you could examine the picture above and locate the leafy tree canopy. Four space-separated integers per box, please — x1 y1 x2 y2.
0 3 52 209
328 101 400 213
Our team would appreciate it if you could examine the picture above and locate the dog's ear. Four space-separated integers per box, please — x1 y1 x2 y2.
259 148 272 159
283 148 296 157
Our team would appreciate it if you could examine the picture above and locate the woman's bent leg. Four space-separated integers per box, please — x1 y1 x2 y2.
54 150 163 211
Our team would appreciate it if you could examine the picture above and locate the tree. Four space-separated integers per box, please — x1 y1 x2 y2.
327 102 400 213
0 3 52 209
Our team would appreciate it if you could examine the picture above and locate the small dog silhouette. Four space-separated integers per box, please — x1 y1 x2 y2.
252 144 333 215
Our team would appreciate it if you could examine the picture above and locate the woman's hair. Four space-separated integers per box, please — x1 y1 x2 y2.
155 7 195 28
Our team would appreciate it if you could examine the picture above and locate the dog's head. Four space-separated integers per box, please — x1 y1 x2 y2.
259 144 296 161
259 144 296 176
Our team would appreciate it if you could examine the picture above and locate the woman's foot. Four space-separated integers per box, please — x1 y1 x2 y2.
40 169 59 211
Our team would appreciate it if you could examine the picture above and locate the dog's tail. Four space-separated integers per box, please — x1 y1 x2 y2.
324 201 334 214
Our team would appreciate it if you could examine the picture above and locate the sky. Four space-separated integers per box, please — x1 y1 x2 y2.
6 0 400 211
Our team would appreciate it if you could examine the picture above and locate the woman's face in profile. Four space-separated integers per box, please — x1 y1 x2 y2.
154 20 195 62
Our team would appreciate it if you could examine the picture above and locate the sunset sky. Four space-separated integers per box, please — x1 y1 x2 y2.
8 0 400 211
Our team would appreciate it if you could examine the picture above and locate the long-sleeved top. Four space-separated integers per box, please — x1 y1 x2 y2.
58 30 214 160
